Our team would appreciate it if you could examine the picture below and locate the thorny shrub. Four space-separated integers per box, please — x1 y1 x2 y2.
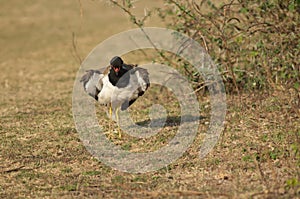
111 0 300 93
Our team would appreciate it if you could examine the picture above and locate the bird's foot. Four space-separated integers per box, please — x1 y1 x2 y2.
117 127 122 138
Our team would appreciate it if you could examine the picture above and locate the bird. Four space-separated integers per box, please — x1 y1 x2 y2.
80 56 150 136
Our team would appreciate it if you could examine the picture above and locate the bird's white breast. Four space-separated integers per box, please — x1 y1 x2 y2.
97 75 115 105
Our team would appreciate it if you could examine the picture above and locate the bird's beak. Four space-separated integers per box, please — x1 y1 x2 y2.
113 66 120 75
114 67 120 73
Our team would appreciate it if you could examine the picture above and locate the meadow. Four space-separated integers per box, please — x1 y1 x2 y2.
0 1 299 198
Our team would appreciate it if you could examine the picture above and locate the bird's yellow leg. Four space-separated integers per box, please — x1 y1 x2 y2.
116 108 121 138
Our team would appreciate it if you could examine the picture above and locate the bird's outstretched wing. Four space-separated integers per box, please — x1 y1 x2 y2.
120 67 150 110
80 69 104 101
133 67 150 92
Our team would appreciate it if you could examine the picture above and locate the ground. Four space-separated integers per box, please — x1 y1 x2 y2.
0 1 299 198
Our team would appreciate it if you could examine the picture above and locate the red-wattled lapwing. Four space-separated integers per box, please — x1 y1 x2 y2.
80 56 150 137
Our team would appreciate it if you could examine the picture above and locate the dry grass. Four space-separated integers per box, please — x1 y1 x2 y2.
0 0 299 198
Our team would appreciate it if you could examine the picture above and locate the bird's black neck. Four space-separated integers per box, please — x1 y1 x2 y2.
108 66 130 87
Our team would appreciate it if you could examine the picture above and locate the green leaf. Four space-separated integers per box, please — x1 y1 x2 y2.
294 82 300 90
240 7 248 13
250 51 259 57
288 2 295 12
286 178 299 188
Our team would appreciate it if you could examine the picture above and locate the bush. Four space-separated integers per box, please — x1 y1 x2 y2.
111 0 300 93
158 0 300 92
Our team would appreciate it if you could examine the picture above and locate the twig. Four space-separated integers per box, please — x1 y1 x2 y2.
198 31 209 52
137 190 230 197
78 0 83 18
72 32 83 65
109 0 174 65
255 147 271 193
2 165 25 173
71 0 84 65
168 0 197 21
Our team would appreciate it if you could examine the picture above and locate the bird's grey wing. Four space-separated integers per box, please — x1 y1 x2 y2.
122 63 135 71
134 67 150 92
80 69 104 101
121 67 150 110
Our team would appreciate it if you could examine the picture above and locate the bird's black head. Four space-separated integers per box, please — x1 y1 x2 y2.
110 56 123 75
